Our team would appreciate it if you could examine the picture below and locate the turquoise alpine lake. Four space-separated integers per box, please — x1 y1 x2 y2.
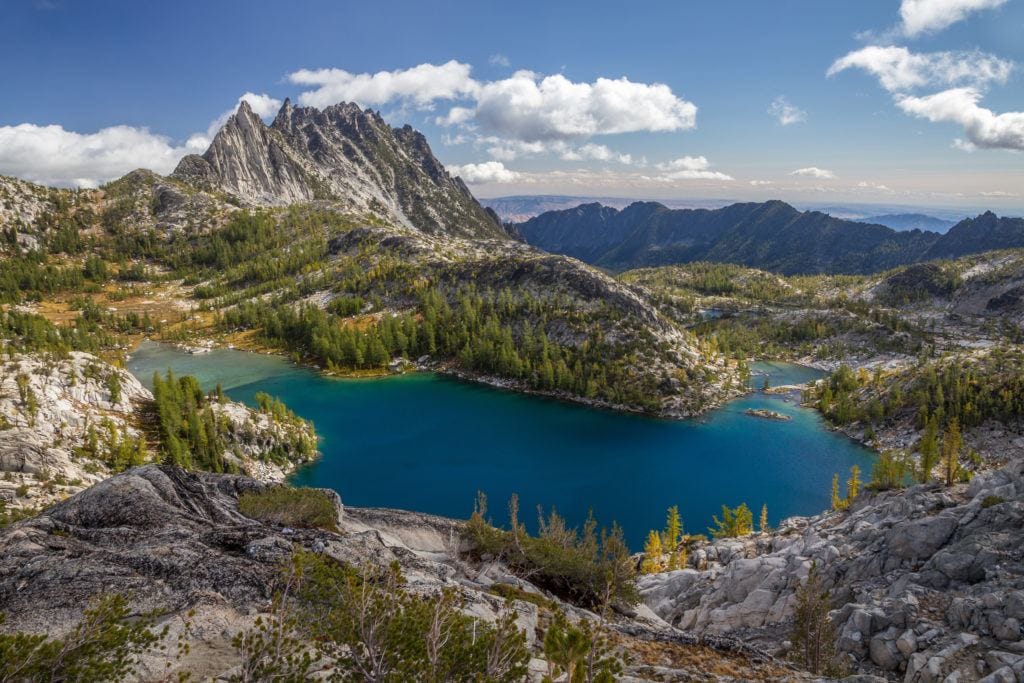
128 342 874 548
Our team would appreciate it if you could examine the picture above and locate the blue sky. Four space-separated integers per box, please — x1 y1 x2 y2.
1 0 1021 211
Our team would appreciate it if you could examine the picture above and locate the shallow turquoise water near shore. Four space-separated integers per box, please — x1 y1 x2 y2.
128 342 874 547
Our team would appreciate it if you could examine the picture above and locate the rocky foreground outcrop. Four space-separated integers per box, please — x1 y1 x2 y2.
0 465 812 681
0 350 316 511
639 461 1024 681
0 352 150 509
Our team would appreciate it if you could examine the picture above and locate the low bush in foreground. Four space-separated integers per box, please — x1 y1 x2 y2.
232 551 531 682
0 594 163 681
465 492 638 609
238 486 338 531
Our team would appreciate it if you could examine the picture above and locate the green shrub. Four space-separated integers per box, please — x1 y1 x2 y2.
464 492 638 609
869 449 911 491
232 552 530 682
789 562 843 676
981 495 1005 509
709 503 754 538
238 486 338 531
543 610 625 682
0 594 162 681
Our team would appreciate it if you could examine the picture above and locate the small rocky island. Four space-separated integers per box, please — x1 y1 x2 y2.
744 408 793 421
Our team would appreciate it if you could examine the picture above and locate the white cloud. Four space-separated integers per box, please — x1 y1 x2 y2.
474 137 635 165
0 123 194 188
448 160 521 184
560 143 633 165
0 91 286 188
290 63 697 144
768 96 807 125
749 180 774 186
471 71 696 141
481 138 552 161
656 156 710 172
653 156 733 180
827 46 1013 93
488 54 511 67
856 180 894 192
790 167 837 179
980 190 1019 197
288 61 478 109
896 88 1024 150
899 0 1008 36
436 106 475 127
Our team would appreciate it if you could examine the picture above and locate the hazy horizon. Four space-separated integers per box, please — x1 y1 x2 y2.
1 0 1021 211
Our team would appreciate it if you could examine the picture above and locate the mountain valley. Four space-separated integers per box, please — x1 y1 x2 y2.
2 99 1024 682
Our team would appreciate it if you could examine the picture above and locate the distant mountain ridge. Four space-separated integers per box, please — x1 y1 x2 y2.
857 213 956 233
482 195 732 222
173 99 505 240
516 200 1024 275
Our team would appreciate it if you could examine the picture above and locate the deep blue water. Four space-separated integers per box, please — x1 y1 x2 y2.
128 342 874 548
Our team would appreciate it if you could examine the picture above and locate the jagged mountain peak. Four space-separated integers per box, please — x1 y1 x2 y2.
172 100 506 240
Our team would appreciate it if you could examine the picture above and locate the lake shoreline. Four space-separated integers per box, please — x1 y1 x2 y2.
127 341 876 548
137 336 747 420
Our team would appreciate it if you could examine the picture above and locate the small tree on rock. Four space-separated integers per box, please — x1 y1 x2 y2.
709 503 753 538
640 531 663 575
663 505 682 570
790 562 837 676
942 417 963 486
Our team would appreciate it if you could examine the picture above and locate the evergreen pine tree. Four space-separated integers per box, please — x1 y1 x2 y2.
846 465 861 505
942 417 963 486
830 474 843 511
663 505 682 570
919 416 939 483
790 562 837 675
641 531 663 574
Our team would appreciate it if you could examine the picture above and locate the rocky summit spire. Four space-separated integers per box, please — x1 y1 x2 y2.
171 100 506 240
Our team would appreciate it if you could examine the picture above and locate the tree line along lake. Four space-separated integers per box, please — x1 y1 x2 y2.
128 342 875 548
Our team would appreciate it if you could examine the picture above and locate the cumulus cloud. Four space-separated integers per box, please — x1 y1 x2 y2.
0 91 285 188
480 138 552 161
829 43 1020 151
289 61 478 109
447 160 521 184
471 71 696 141
488 54 511 67
790 167 837 179
768 96 807 125
653 156 733 180
293 63 697 143
857 180 894 192
436 106 475 127
899 0 1008 36
0 123 194 188
441 133 469 146
827 46 1012 92
560 143 633 165
895 88 1024 150
475 137 636 165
